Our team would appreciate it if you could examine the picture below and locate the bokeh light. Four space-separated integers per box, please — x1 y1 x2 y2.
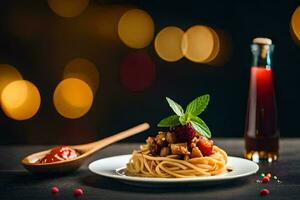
63 58 100 94
53 78 93 119
182 25 217 63
1 80 41 120
48 0 89 18
83 5 134 42
204 27 220 63
0 64 23 98
206 29 232 66
120 51 156 92
154 26 184 62
291 6 300 45
118 9 155 49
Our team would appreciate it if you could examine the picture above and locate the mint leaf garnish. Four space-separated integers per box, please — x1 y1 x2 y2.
157 94 212 138
158 115 180 127
186 94 210 116
190 116 211 138
179 114 187 125
166 97 184 116
179 112 191 125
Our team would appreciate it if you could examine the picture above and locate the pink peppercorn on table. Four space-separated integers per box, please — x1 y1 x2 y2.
0 139 299 200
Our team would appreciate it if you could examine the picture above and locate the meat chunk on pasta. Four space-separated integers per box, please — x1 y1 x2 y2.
191 147 203 158
160 147 170 157
170 143 190 155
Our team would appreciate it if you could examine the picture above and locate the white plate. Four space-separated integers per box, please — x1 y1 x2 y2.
88 154 259 187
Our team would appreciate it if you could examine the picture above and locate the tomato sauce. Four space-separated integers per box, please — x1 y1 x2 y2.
37 146 78 163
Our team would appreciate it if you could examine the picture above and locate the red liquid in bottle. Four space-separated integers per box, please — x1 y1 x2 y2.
244 39 279 162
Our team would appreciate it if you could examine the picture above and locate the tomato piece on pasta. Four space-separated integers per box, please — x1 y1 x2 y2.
197 137 214 156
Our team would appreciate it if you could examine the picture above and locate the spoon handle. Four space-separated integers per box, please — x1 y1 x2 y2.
79 123 150 153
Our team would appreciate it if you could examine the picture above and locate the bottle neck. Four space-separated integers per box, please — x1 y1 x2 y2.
251 44 274 69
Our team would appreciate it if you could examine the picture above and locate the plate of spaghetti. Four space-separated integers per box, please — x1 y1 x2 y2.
89 95 259 186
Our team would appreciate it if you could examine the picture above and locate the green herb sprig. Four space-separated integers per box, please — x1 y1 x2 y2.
157 94 211 138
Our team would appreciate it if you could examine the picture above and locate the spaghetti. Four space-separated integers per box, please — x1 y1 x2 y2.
126 144 228 178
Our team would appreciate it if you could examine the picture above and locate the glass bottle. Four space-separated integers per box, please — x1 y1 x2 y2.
244 37 279 163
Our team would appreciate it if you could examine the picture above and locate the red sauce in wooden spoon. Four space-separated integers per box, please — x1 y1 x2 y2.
37 146 79 163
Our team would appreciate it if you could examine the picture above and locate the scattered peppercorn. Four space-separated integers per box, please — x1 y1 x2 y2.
262 176 270 183
260 189 270 196
51 186 59 194
73 188 84 196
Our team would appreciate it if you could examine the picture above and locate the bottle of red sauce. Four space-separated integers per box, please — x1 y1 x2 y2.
244 37 279 163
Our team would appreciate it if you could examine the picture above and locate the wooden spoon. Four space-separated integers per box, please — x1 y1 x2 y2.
22 123 150 174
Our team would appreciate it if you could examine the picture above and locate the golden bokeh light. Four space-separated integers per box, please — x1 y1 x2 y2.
182 25 217 63
53 78 93 119
63 58 100 94
48 0 89 18
1 80 41 120
154 26 184 62
118 9 155 49
206 29 232 66
291 6 300 45
0 64 23 97
204 27 220 63
83 5 134 42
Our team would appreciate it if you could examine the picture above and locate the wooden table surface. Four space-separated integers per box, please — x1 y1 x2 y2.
0 139 299 200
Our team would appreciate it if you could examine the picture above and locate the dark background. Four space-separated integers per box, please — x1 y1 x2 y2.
0 0 299 144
